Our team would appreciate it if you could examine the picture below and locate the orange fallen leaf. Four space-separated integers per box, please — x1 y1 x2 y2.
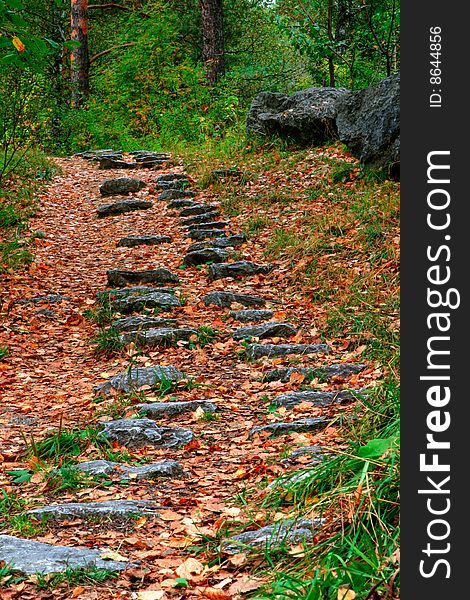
201 587 232 600
175 557 205 578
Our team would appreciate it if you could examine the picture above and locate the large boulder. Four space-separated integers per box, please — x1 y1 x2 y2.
246 87 349 145
335 73 400 172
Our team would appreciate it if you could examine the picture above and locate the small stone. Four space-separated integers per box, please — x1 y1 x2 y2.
158 189 197 201
230 310 274 323
94 365 185 394
0 535 137 575
72 459 182 480
107 268 179 287
188 229 227 241
249 417 332 438
203 291 266 308
97 199 152 217
97 286 176 301
188 234 246 252
233 322 297 340
111 292 180 314
273 388 366 408
179 204 217 217
27 500 159 521
99 177 146 196
18 294 69 305
180 212 219 226
97 418 193 449
208 261 274 281
246 343 330 359
183 248 229 266
212 168 243 178
167 199 201 209
120 327 197 346
117 235 172 247
111 316 177 332
99 158 137 169
137 400 217 417
263 363 367 383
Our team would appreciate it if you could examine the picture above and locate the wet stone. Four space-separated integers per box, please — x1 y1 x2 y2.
188 234 246 252
249 417 332 438
273 388 366 408
188 229 227 241
208 261 274 281
0 535 136 575
99 158 137 169
183 248 230 266
168 199 201 209
94 365 185 394
27 500 159 522
99 177 146 196
158 188 197 201
107 268 179 287
179 203 217 217
111 315 177 332
97 286 176 301
18 294 69 305
263 363 367 383
203 291 266 308
97 198 152 217
220 519 323 555
137 400 217 417
97 419 193 449
117 234 172 247
111 292 180 314
230 309 274 323
72 459 182 480
120 327 197 346
233 322 297 340
246 343 330 359
180 212 219 226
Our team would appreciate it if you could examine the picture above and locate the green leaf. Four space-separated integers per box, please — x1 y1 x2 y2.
6 469 33 484
174 578 189 588
357 436 397 459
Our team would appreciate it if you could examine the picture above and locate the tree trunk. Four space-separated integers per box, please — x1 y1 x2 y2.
200 0 224 85
71 0 90 108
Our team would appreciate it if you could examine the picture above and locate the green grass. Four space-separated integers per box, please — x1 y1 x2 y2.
91 326 124 358
34 566 119 590
0 345 8 360
197 325 219 347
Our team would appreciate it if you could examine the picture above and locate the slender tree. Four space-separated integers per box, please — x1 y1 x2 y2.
71 0 89 108
200 0 225 85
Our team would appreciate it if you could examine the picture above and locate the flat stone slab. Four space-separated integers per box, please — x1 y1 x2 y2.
120 327 197 346
117 235 172 247
273 388 366 408
203 291 266 308
183 248 230 266
188 234 246 252
167 199 201 209
97 199 152 217
0 535 136 575
112 292 181 313
94 365 186 394
99 177 146 196
158 189 197 201
220 519 323 554
75 148 120 159
107 268 179 287
27 500 159 521
188 229 227 241
72 459 182 480
137 400 218 417
233 322 297 340
99 158 137 169
154 172 189 186
230 310 274 323
212 168 243 178
187 221 228 231
249 417 332 438
98 286 176 301
263 363 367 383
180 212 220 226
97 419 193 449
208 261 274 281
246 343 331 359
111 315 177 332
18 294 69 305
179 204 217 217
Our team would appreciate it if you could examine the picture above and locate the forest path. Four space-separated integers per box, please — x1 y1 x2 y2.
0 152 373 599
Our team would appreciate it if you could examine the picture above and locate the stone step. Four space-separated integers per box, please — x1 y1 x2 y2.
99 177 146 196
272 388 367 408
137 400 217 417
179 203 217 217
155 178 190 190
233 322 297 340
18 294 70 305
180 211 220 226
188 228 227 241
158 189 197 201
203 291 267 308
246 343 330 359
167 199 201 209
97 286 176 301
107 268 179 287
132 151 170 159
249 417 332 438
136 158 167 168
111 292 181 314
97 198 152 217
27 500 160 522
99 158 137 170
120 327 197 346
72 459 182 480
111 315 177 332
230 309 274 323
187 221 228 231
280 445 326 467
263 363 367 383
208 261 274 281
154 172 189 185
117 234 172 247
212 168 243 178
220 519 322 555
183 248 230 266
94 365 186 394
188 234 246 252
74 148 119 159
0 535 137 575
97 418 193 449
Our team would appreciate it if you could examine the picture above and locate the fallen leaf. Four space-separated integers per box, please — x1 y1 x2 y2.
99 549 128 562
201 587 232 600
175 557 204 578
337 588 356 600
136 592 165 600
228 575 264 595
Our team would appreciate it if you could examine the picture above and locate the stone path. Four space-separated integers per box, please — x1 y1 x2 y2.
0 149 375 595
